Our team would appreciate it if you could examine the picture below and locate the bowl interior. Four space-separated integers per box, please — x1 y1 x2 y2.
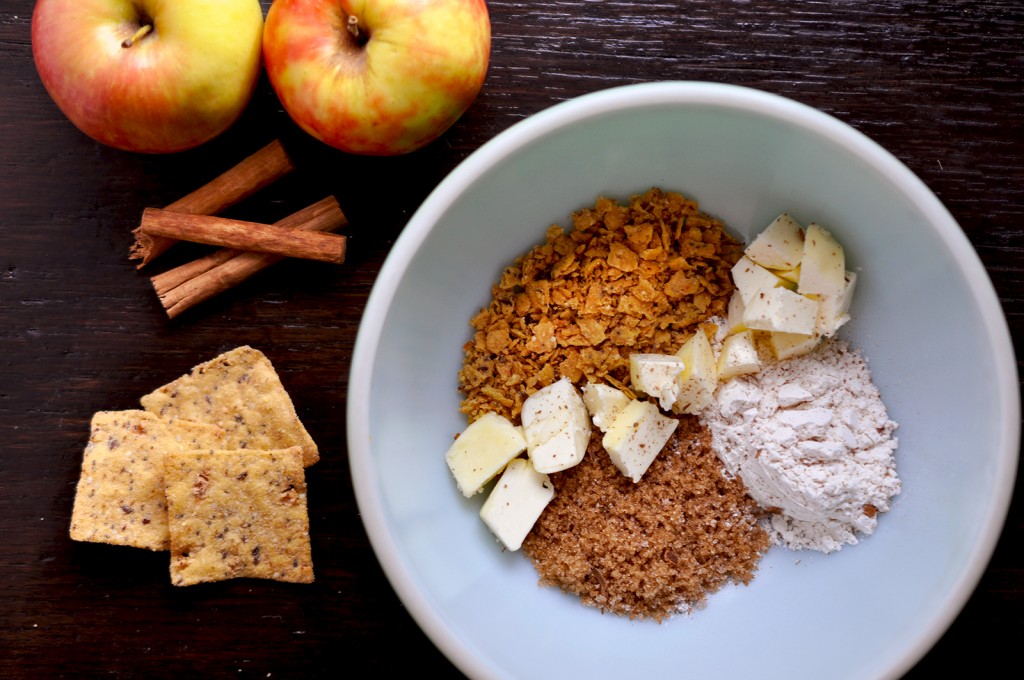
348 82 1019 680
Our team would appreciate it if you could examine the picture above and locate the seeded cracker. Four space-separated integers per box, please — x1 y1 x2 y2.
69 410 226 550
165 446 313 586
140 346 319 467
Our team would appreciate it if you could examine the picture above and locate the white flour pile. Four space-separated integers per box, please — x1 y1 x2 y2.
702 339 900 553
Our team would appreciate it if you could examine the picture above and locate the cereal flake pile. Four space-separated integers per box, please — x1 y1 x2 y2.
459 188 743 423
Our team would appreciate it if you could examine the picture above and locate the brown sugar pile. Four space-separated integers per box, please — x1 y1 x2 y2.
522 418 769 620
459 188 743 422
457 189 768 619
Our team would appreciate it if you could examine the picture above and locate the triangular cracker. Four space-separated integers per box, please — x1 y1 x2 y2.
164 446 314 586
140 346 319 466
69 410 226 550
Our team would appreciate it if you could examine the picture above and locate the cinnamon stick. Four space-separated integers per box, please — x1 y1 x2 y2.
129 139 296 267
138 208 347 264
150 198 341 294
151 196 347 319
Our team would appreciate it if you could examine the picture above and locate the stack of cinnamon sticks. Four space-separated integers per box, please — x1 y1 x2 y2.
130 140 348 319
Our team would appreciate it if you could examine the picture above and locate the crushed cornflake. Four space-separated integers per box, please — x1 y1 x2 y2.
459 189 743 423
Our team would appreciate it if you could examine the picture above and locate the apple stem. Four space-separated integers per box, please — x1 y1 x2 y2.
346 15 360 40
121 24 153 49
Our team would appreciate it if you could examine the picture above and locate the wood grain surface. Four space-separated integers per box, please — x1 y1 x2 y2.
2 1 1021 677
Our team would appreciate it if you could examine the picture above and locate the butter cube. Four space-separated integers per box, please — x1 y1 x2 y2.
672 331 718 414
582 382 631 432
775 264 801 285
745 213 805 270
731 255 786 306
770 331 821 360
629 353 685 411
743 287 819 336
445 412 528 498
521 377 590 474
797 223 846 297
717 330 761 380
602 400 678 483
816 271 857 337
726 290 747 334
479 458 555 552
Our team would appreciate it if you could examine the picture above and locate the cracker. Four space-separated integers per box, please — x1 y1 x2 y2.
164 446 314 586
69 410 226 550
140 346 319 467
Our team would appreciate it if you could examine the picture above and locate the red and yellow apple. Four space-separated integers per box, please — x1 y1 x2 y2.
263 0 491 156
31 0 264 154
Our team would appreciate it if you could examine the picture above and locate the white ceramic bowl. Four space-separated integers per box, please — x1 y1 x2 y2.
347 82 1019 680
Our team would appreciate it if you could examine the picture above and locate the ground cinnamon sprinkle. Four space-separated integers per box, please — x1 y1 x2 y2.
458 189 769 620
522 419 769 620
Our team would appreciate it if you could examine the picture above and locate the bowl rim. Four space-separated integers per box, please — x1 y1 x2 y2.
347 80 1020 680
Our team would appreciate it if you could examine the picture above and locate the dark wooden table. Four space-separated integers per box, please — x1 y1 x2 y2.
2 1 1021 677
